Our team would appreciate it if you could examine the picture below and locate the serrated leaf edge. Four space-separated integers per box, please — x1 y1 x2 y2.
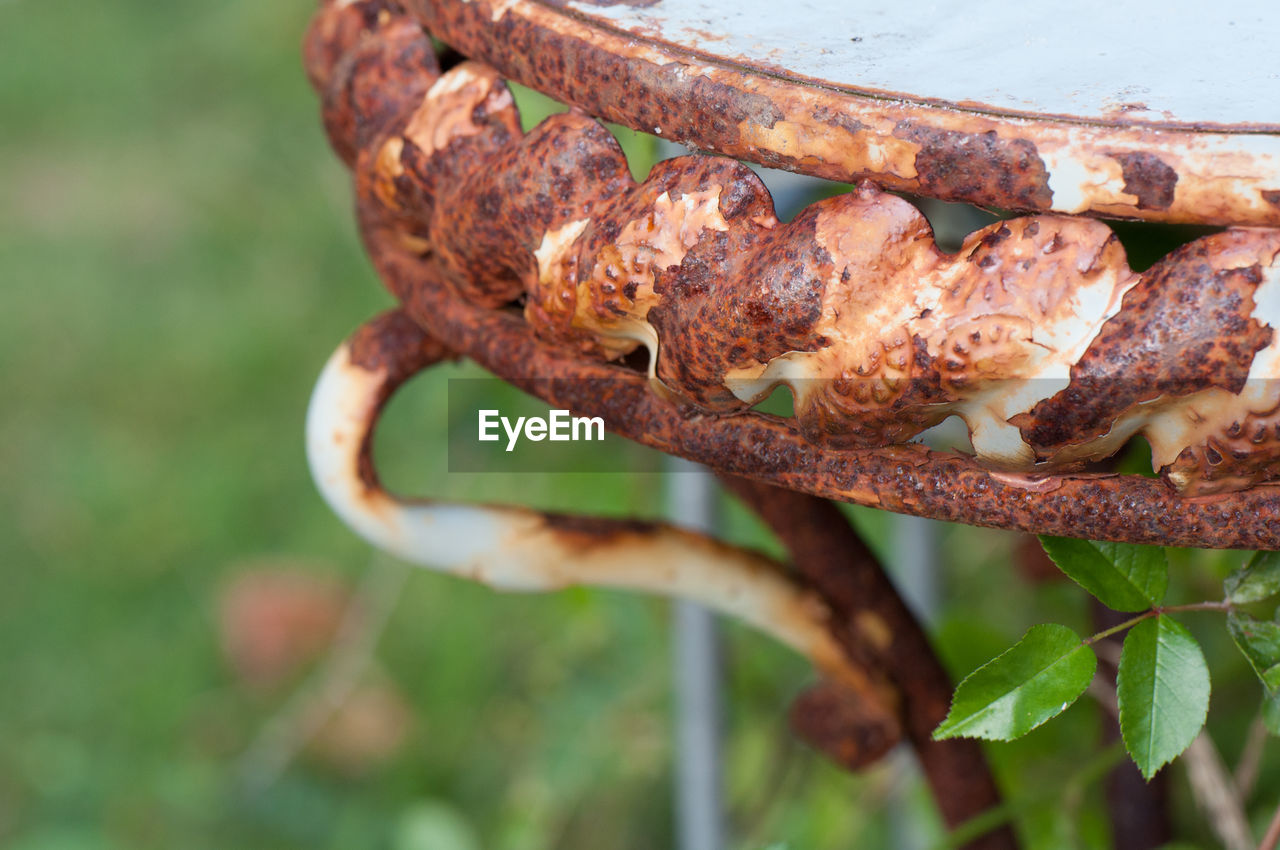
1226 550 1280 604
1038 536 1166 612
1117 616 1210 780
934 624 1095 742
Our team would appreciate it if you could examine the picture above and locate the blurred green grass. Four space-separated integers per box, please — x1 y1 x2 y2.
1 1 1275 848
0 2 870 847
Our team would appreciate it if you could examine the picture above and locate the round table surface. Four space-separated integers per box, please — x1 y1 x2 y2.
415 0 1280 225
545 0 1279 132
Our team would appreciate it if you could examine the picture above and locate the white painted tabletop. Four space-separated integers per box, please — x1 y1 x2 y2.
566 0 1280 129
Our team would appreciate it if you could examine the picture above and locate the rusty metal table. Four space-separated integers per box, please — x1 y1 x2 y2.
420 0 1280 224
299 2 1280 846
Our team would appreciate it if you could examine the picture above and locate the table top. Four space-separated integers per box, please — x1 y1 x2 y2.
415 0 1280 225
551 0 1279 132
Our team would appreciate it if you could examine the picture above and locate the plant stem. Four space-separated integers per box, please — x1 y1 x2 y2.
1083 600 1231 645
1085 614 1150 645
1260 798 1280 850
1233 715 1268 798
1163 600 1233 614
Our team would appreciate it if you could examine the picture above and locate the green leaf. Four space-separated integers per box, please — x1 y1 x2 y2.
934 624 1096 741
1226 609 1280 739
1038 536 1168 612
1117 616 1210 779
1227 611 1280 691
1264 692 1280 737
1225 551 1280 604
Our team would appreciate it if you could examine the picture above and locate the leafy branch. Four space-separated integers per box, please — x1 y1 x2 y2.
1083 599 1231 645
934 542 1280 781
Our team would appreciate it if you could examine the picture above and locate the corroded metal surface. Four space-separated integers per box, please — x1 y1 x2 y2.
307 0 1280 532
307 310 1034 840
375 235 1280 547
307 309 896 717
351 200 1280 549
544 0 1276 130
299 1 1273 839
306 306 1016 841
408 0 1280 227
720 473 1014 848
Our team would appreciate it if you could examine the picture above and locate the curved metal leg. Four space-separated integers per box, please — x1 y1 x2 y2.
306 309 892 707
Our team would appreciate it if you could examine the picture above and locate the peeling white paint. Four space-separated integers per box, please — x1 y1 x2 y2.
533 218 589 284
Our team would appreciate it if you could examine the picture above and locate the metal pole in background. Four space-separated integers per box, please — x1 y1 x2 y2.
886 512 941 850
654 136 727 850
647 136 976 846
869 173 968 838
654 146 963 850
891 514 941 624
667 457 725 850
654 142 833 850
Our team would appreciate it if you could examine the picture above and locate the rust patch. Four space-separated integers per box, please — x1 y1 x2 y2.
1017 232 1276 458
441 0 789 154
321 16 440 167
406 0 1280 227
539 511 660 544
303 0 403 93
568 159 740 361
1164 403 1280 497
1111 151 1178 210
894 121 1052 209
789 679 901 771
348 309 450 380
814 105 868 137
436 107 633 307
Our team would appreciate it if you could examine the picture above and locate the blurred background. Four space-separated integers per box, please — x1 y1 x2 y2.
1 1 1277 848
